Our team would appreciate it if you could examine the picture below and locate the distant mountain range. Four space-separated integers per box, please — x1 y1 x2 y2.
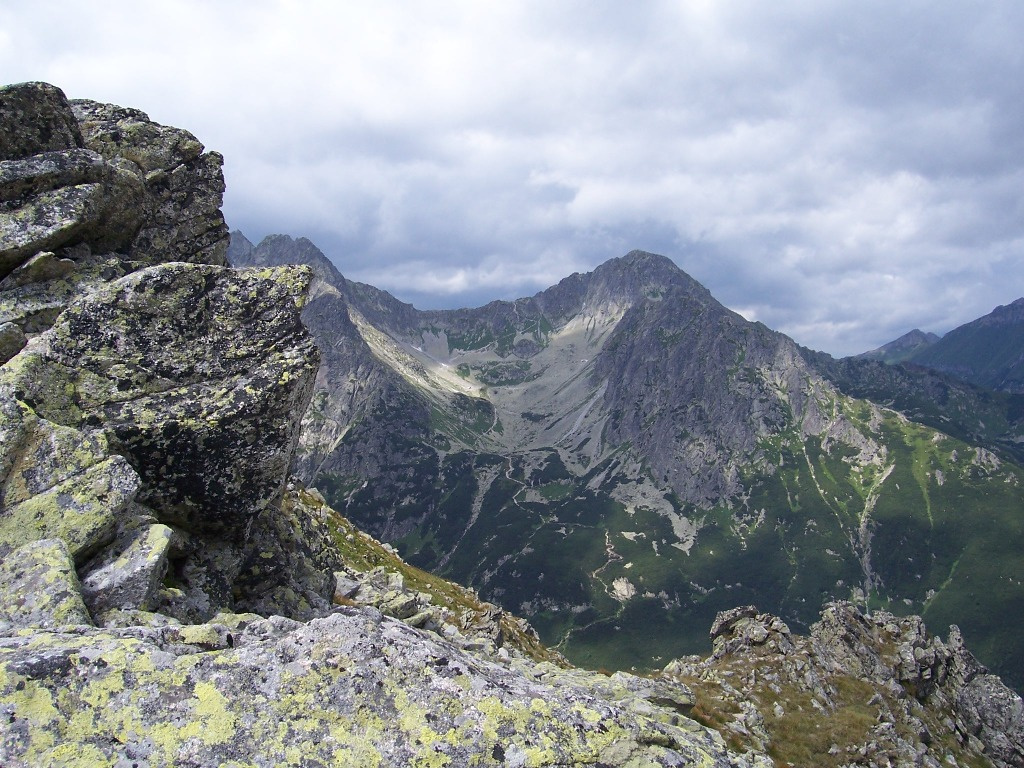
230 232 1024 690
855 298 1024 395
901 299 1024 393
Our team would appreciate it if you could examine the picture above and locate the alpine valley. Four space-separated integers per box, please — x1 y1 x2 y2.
229 232 1024 691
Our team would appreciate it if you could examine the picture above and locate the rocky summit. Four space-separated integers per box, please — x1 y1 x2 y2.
665 602 1024 767
2 80 1022 768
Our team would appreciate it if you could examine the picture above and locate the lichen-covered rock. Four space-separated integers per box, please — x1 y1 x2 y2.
0 148 146 279
665 601 1024 768
0 321 25 363
0 250 330 622
71 98 228 267
232 484 341 621
0 244 137 333
0 82 228 343
0 82 82 161
79 521 174 616
3 262 319 539
0 607 758 767
0 538 91 628
0 389 140 562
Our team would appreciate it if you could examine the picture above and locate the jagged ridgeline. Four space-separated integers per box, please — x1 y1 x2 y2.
232 232 1024 691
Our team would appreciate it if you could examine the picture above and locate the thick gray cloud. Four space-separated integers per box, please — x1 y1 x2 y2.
2 0 1022 354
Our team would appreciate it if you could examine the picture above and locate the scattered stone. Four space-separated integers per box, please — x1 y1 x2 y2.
0 538 91 628
0 322 25 363
80 522 174 616
0 390 140 562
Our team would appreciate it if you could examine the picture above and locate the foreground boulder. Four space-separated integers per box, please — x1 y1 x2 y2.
0 260 331 623
3 261 319 536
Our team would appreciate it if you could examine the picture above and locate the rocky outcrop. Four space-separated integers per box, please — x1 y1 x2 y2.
0 81 333 628
665 602 1024 768
0 81 226 341
3 262 319 536
0 260 327 623
0 82 84 162
72 97 228 267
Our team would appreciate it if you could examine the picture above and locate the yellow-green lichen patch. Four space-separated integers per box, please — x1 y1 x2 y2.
0 603 740 767
0 455 136 561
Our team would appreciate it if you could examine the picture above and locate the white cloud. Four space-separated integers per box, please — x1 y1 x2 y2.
2 0 1023 355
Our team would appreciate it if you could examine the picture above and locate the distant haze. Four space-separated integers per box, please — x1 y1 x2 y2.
3 1 1023 356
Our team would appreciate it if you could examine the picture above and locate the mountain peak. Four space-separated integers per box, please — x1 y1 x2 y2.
908 296 1024 392
586 249 711 303
855 328 940 363
604 249 683 280
229 231 345 286
983 297 1024 325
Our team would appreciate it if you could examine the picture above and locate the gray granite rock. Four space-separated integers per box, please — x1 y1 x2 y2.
0 607 761 767
0 82 82 161
0 389 140 562
80 522 174 616
0 538 92 628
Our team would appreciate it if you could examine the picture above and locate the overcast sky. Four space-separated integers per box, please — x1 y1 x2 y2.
3 1 1022 355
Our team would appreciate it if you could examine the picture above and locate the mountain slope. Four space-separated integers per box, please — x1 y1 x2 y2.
806 348 1024 465
907 297 1024 393
231 232 1024 690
